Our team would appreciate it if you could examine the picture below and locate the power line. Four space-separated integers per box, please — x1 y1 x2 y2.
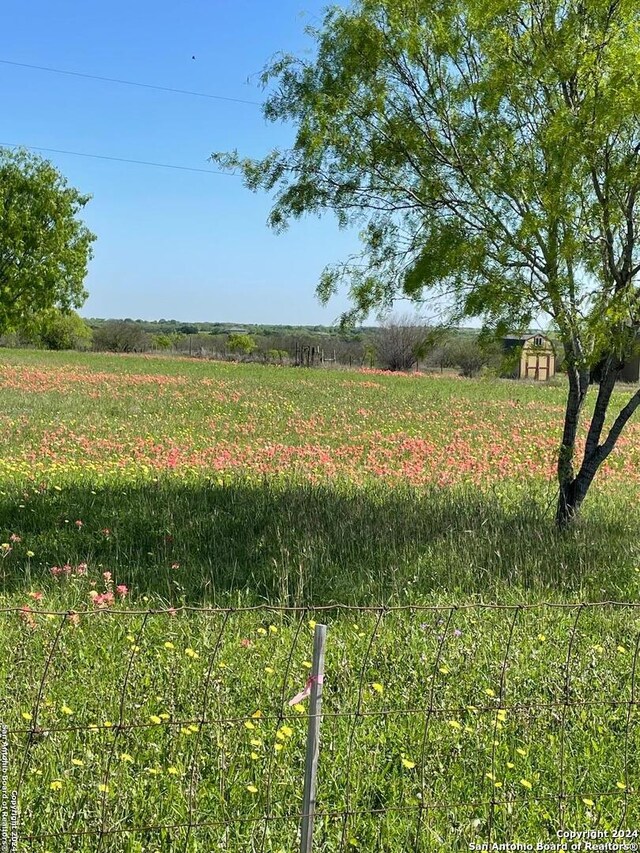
0 142 240 176
0 58 262 107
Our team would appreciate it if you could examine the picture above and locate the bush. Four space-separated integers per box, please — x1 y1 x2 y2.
375 314 429 371
93 321 150 353
28 309 92 351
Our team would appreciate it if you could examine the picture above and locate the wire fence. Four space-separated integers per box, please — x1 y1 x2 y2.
2 601 640 851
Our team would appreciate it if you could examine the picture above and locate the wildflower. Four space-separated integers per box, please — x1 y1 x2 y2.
98 784 109 793
448 720 462 730
485 688 496 697
76 563 88 575
171 562 180 569
185 647 199 658
21 711 33 721
50 780 63 790
75 520 83 528
438 666 450 675
516 748 527 756
115 584 128 599
257 627 267 636
269 625 278 634
167 766 179 775
251 710 263 719
401 757 416 770
582 798 595 807
120 753 134 763
126 634 136 643
308 620 317 630
264 666 274 674
27 591 43 601
61 705 73 715
180 727 192 736
537 634 546 642
92 592 114 608
617 782 626 790
1 543 11 552
26 550 34 557
150 715 162 725
164 642 175 650
250 738 262 747
19 605 37 629
302 660 312 669
103 571 112 583
520 779 532 789
371 682 384 694
244 721 255 730
293 703 306 714
240 638 252 648
250 752 259 760
9 534 21 543
68 611 81 627
247 785 258 794
71 758 84 766
453 628 462 637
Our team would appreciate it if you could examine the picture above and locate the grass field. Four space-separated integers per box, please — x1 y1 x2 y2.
1 350 639 851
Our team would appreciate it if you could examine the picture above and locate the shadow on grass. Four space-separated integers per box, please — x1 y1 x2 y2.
0 479 637 605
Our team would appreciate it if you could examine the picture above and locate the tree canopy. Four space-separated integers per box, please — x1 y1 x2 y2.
0 148 95 332
215 0 640 524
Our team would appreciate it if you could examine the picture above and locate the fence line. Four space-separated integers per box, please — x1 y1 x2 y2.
4 601 640 851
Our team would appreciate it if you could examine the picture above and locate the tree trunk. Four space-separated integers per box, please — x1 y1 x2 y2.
556 355 640 528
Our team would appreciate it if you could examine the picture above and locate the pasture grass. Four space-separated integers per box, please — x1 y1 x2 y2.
0 350 639 850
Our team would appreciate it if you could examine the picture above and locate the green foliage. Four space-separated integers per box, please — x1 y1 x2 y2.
93 320 149 353
30 309 93 351
151 334 173 351
0 148 95 332
227 333 257 355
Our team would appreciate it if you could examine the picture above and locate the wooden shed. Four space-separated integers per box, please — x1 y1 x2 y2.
502 334 556 381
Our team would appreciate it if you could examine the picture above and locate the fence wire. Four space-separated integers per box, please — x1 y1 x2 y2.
3 601 640 851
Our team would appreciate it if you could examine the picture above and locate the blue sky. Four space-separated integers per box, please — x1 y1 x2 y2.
1 0 367 325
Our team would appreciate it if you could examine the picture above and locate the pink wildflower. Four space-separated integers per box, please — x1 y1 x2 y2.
75 520 83 529
10 534 21 543
19 605 37 629
116 584 128 599
27 591 43 602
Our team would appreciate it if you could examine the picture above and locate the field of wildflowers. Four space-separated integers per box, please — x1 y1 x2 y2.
1 350 639 851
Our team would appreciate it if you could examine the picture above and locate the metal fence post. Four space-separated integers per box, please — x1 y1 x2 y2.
299 623 327 853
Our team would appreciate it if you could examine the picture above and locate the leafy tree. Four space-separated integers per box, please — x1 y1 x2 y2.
215 0 640 525
0 148 95 331
151 334 173 351
29 309 92 351
227 333 257 356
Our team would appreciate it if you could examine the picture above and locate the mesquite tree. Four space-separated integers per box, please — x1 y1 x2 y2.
214 0 640 525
